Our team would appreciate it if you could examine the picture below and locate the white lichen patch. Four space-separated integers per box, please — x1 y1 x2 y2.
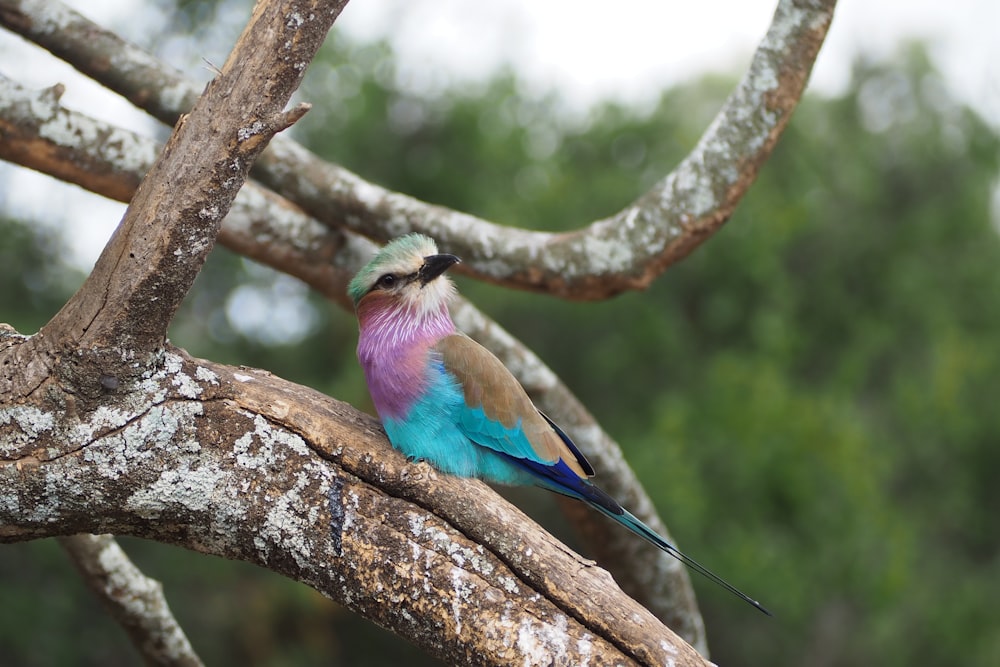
0 406 55 455
37 106 97 145
516 613 575 667
575 634 595 666
51 352 211 455
621 206 641 231
23 464 94 523
406 511 456 553
449 567 475 636
0 488 20 516
197 205 220 221
748 61 780 98
229 412 334 569
672 162 718 218
232 413 310 470
576 234 635 275
232 187 328 252
659 638 680 660
195 366 219 385
256 464 333 570
340 488 361 534
407 512 427 534
95 539 156 602
406 511 500 582
237 121 267 142
345 178 389 220
126 460 225 518
32 0 75 35
765 0 828 54
85 402 203 480
498 574 520 595
127 351 213 402
133 353 174 402
98 128 159 175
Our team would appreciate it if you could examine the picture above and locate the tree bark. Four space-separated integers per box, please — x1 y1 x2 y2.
0 0 838 662
0 71 710 647
59 534 204 667
1 344 709 666
0 0 837 299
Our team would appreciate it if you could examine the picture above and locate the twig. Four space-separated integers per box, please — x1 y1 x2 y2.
59 534 204 667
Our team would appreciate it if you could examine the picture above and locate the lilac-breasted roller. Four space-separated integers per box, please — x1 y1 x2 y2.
350 233 769 615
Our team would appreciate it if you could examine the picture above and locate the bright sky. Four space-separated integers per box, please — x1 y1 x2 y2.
336 0 998 122
0 0 996 270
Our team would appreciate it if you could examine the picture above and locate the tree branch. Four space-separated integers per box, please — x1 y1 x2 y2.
40 0 340 353
0 0 345 407
0 76 709 648
0 343 711 666
0 0 722 657
259 0 836 299
0 0 837 299
58 534 204 667
0 73 358 307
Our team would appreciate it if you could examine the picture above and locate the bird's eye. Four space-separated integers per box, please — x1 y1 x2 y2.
375 273 397 289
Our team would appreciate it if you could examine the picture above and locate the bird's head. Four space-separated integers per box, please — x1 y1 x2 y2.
349 233 461 322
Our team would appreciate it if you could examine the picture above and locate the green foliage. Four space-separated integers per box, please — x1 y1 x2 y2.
0 215 84 334
2 30 998 667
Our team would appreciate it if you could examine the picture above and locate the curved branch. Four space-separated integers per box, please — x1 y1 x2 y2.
0 341 710 667
59 534 204 667
0 77 710 647
260 0 835 299
0 0 836 299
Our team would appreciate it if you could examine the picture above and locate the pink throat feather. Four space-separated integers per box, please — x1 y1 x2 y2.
356 296 455 420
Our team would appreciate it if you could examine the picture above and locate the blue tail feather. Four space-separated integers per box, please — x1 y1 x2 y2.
591 502 772 617
506 454 772 616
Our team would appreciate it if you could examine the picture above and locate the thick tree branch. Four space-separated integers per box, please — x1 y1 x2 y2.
41 0 339 352
0 79 710 648
0 0 346 407
0 342 711 667
0 0 837 299
58 534 204 667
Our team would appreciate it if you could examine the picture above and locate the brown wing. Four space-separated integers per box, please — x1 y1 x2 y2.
435 334 591 479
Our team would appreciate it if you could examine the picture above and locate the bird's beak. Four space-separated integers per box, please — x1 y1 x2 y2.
419 253 461 285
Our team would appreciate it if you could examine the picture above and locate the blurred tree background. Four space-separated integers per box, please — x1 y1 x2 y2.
2 2 999 665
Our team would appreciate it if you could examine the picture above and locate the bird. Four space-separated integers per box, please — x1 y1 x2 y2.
349 233 770 616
